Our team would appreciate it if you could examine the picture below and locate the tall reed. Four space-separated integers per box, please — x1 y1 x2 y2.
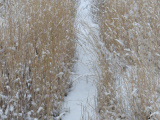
0 0 75 119
94 0 160 119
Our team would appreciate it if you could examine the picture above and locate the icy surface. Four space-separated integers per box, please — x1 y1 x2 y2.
62 0 99 120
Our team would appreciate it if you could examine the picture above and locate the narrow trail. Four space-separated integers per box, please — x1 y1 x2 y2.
62 0 99 120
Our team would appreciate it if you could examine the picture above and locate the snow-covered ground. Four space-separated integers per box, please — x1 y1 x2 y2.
61 0 99 120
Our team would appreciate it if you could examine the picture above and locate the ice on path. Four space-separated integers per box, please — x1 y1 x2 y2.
62 0 99 120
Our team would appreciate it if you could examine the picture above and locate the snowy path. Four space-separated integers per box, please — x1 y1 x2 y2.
62 0 99 120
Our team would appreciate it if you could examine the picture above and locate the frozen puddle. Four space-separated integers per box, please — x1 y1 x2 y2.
62 0 99 120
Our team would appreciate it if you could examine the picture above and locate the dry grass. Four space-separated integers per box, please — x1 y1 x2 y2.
93 0 160 119
0 0 75 119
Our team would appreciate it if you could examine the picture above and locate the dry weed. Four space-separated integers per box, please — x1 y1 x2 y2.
0 0 75 119
94 0 160 119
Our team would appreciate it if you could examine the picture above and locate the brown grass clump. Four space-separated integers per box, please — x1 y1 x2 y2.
0 0 75 119
94 0 160 119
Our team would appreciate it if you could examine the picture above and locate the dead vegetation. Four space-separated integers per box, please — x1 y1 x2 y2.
94 0 160 119
0 0 75 119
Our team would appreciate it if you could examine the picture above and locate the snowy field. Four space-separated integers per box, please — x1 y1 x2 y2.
0 0 160 120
